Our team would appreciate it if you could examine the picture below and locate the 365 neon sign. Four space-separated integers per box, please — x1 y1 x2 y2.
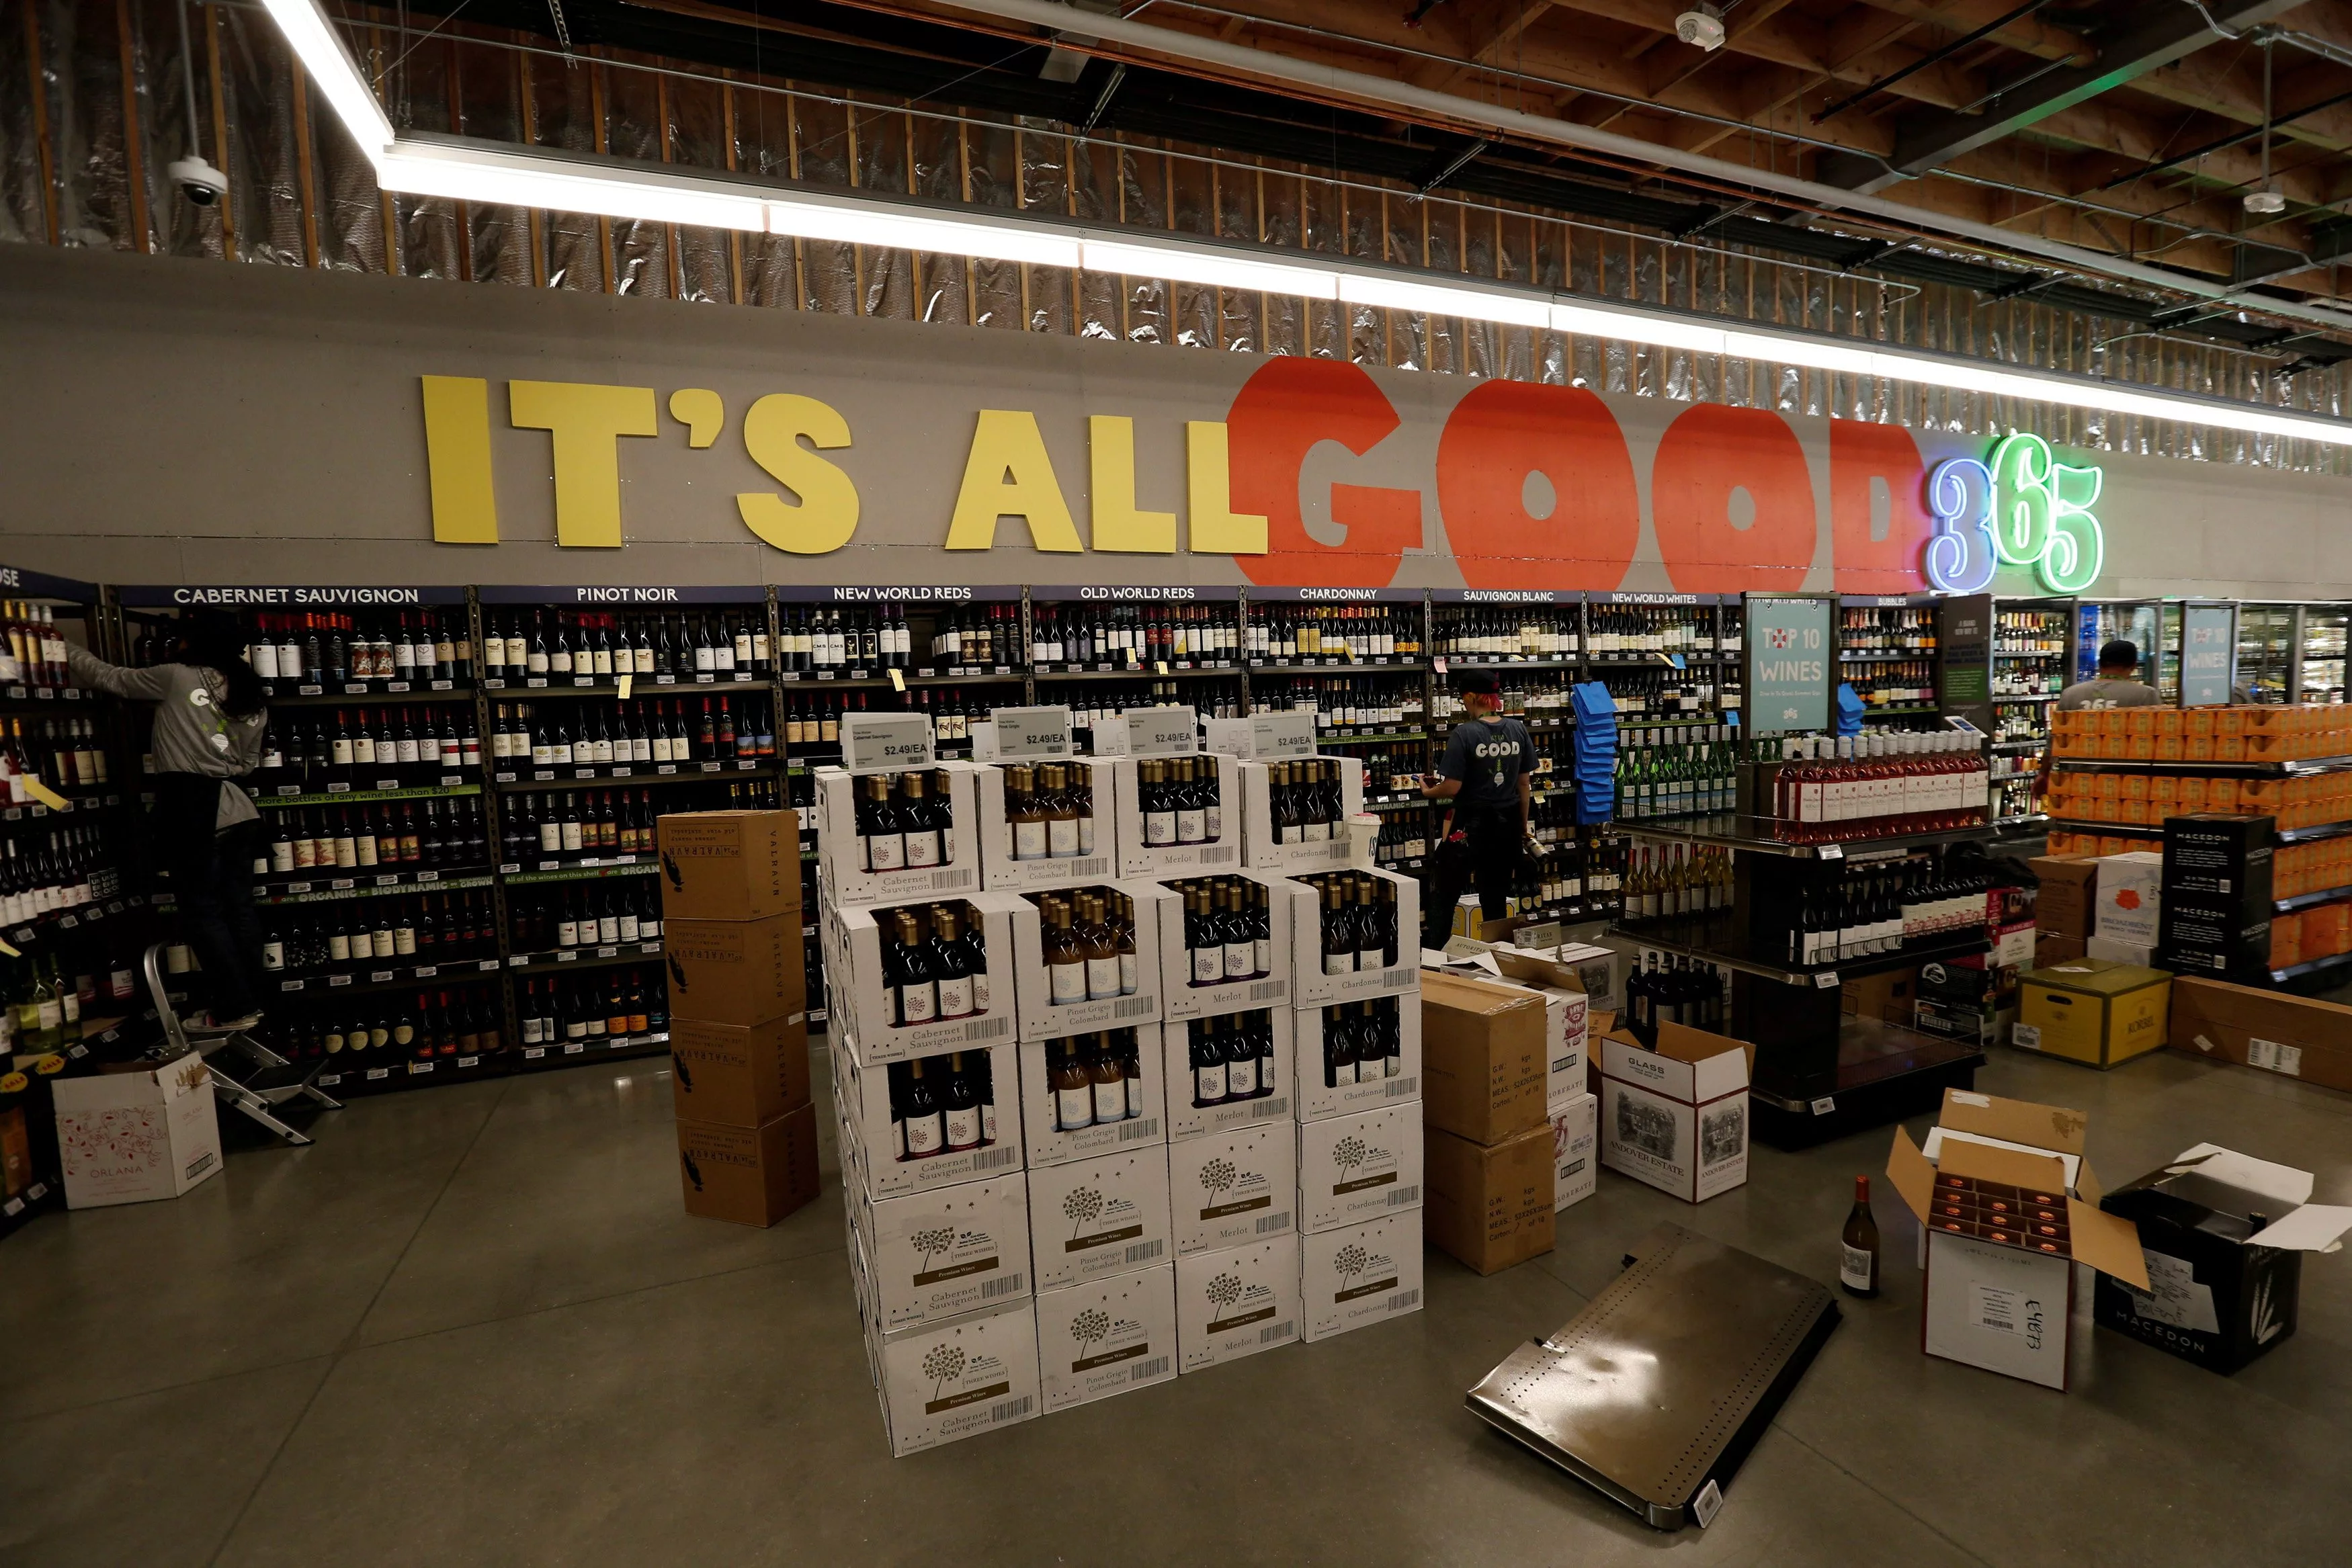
1923 435 2104 594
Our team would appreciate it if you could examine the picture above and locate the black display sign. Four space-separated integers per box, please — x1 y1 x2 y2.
1027 584 1241 602
771 584 1022 603
0 563 99 603
1937 592 1994 730
118 584 468 607
1247 585 1422 603
477 584 765 605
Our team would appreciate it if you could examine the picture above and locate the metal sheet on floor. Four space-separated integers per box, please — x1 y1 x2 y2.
1465 1222 1839 1530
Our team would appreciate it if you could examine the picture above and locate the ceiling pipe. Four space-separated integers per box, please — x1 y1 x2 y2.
918 0 2352 341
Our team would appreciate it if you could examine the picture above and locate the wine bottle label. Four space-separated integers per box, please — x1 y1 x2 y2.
1196 1063 1226 1102
329 934 351 961
970 971 988 1010
1303 821 1330 842
905 1113 945 1156
898 982 937 1024
1047 818 1079 857
1224 943 1252 979
1333 1059 1357 1086
1177 808 1206 844
1118 953 1139 994
905 831 941 869
1057 1086 1094 1131
1192 947 1222 985
945 1106 980 1149
1226 1055 1257 1098
938 975 973 1018
1077 816 1095 855
1145 811 1175 847
1091 1080 1123 1122
1358 946 1384 973
1050 961 1086 1004
1840 1244 1875 1291
1254 937 1272 973
618 915 640 941
1013 820 1048 861
868 832 905 871
1085 956 1120 1000
1325 951 1349 977
1204 804 1222 840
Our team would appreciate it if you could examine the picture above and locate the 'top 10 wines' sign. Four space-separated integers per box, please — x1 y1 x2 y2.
1747 597 1834 737
1923 435 2105 596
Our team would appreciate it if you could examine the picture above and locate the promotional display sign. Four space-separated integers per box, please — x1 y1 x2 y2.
1744 597 1834 738
1937 593 1995 733
2181 603 2238 707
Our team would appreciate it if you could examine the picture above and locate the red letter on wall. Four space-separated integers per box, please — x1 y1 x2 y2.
1829 420 1932 594
1650 404 1815 593
1434 381 1639 589
1227 358 1421 589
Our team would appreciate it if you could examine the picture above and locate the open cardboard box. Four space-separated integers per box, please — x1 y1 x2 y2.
1476 947 1594 1113
2093 1143 2352 1374
1886 1088 2150 1390
1597 1020 1752 1204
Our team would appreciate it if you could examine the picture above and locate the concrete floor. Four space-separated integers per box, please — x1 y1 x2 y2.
4 1041 2349 1568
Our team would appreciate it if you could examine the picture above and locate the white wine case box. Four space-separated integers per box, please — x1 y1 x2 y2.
1034 1265 1179 1414
1552 1092 1597 1212
1175 1234 1302 1373
1156 868 1295 1020
1005 879 1172 1042
1300 1212 1425 1343
1167 1121 1298 1255
1024 1147 1174 1291
823 893 1019 1066
1292 994 1423 1125
1107 752 1244 876
975 758 1120 891
852 1170 1033 1332
1297 1103 1424 1235
1238 755 1366 873
813 761 983 908
1162 1008 1295 1140
869 1295 1042 1458
831 1035 1022 1199
1017 1024 1168 1169
1279 865 1422 1008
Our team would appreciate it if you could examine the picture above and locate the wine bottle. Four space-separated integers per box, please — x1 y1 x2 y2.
1840 1175 1880 1298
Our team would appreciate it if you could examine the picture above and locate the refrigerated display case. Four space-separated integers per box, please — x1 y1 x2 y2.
2302 605 2349 703
2238 604 2296 704
1837 594 1943 732
2077 599 2160 687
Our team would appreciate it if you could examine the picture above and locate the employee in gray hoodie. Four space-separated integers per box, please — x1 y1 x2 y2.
68 611 271 1029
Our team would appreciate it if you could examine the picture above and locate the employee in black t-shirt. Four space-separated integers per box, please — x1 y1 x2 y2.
1423 672 1537 946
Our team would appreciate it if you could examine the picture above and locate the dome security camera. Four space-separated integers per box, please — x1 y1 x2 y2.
168 155 228 207
2243 188 2287 216
1676 3 1726 50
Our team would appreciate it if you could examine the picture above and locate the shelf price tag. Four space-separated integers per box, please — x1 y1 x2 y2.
1813 971 1839 989
1816 843 1843 860
616 672 633 701
888 668 906 693
1810 1097 1837 1116
22 778 67 812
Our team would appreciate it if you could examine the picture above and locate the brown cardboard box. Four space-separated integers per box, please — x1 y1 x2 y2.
669 1014 811 1128
677 1102 821 1227
665 911 807 1027
2169 977 2352 1092
1420 970 1550 1145
2030 856 2099 939
2035 932 2087 969
1424 1121 1555 1274
655 810 801 922
1841 965 1919 1022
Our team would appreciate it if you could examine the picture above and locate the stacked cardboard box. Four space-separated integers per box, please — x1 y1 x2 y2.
2158 814 2274 980
657 810 818 1229
1419 969 1554 1272
814 730 1044 1456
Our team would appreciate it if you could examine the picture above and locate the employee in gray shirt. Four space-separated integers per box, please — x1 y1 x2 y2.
2057 639 2162 711
1423 672 1536 945
68 612 271 1029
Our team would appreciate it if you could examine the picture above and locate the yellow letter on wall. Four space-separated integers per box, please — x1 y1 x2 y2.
1088 415 1177 554
946 410 1084 552
1186 421 1268 555
737 393 859 555
508 380 659 549
420 376 499 544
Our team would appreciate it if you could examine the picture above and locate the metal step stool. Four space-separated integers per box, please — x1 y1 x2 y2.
142 943 341 1145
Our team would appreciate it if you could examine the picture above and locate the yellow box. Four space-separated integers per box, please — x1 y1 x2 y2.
2186 736 2215 761
2180 776 2210 812
2152 776 2181 806
2217 734 2246 762
2217 709 2246 735
2125 709 2158 736
2156 709 2185 737
2125 734 2156 760
2097 710 2128 737
2187 709 2216 738
2154 734 2185 760
2206 778 2241 814
2018 961 2171 1069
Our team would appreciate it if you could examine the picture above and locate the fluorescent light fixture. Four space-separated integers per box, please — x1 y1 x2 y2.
261 0 393 153
1087 240 1339 299
1337 273 1548 326
1724 329 1878 378
1554 300 1726 357
777 200 1082 267
245 0 2352 455
376 147 767 231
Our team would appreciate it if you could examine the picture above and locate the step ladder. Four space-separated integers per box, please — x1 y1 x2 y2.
142 943 341 1146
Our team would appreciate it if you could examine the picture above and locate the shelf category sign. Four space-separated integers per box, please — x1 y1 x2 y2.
772 583 1022 603
2181 603 2238 707
0 563 99 603
116 584 470 607
476 584 765 605
1745 596 1833 736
